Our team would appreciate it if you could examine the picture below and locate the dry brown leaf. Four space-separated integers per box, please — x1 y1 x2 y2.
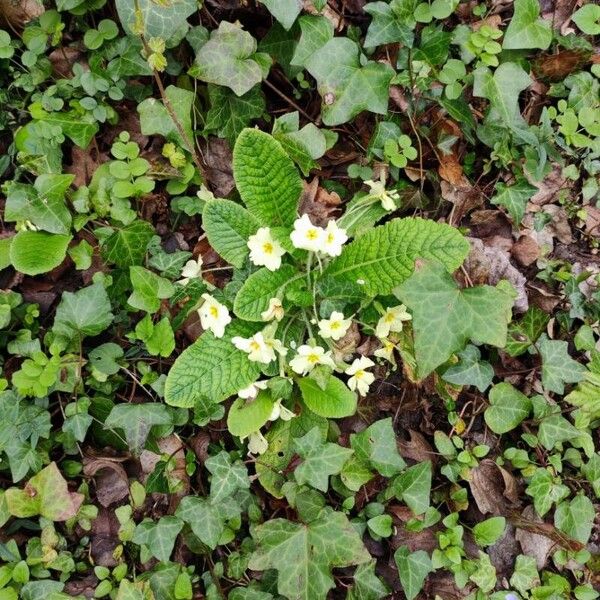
0 0 44 27
203 137 235 197
514 506 557 569
298 177 341 227
511 234 540 267
398 430 436 465
438 154 465 186
83 456 130 508
469 459 519 515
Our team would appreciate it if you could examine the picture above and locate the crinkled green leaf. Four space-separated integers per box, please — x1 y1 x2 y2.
233 128 302 227
324 217 469 298
396 261 514 378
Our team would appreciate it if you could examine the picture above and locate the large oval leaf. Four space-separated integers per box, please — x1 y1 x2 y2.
298 375 357 418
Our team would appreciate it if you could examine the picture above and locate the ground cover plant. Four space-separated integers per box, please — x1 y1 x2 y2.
0 0 599 598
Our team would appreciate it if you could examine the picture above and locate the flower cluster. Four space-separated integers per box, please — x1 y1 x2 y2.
174 211 413 455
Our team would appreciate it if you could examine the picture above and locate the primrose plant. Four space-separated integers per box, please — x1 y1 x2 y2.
164 128 473 454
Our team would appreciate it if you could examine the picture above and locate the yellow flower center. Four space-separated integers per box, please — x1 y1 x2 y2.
263 242 273 254
306 229 318 240
327 233 334 244
250 341 261 351
354 370 365 379
209 306 219 318
384 312 395 323
307 353 320 363
330 321 341 329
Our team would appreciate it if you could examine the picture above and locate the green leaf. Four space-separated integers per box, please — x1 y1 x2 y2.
176 496 240 549
388 462 432 515
248 508 370 600
135 315 175 357
442 345 494 392
261 0 302 30
510 555 540 596
565 362 600 427
491 181 538 226
538 337 587 394
305 37 394 126
298 375 357 418
138 85 194 146
537 414 582 451
34 108 98 148
351 418 405 477
256 410 328 498
227 390 276 438
205 450 250 503
191 21 270 96
394 547 432 600
469 552 496 593
473 516 506 546
165 327 262 407
104 403 173 454
133 516 183 562
234 265 296 321
395 261 514 379
526 467 570 517
348 560 390 600
294 427 353 492
99 221 155 267
115 0 196 38
484 382 531 434
204 85 265 146
364 1 414 48
554 495 595 544
5 462 83 521
324 217 469 297
290 15 333 67
9 231 71 276
233 128 302 227
572 4 600 35
53 283 114 343
5 175 73 235
473 62 532 129
503 0 552 50
506 306 549 356
128 266 175 313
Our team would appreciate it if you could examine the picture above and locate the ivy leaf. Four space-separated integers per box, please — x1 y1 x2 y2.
115 0 196 39
5 462 83 521
204 85 266 146
298 375 357 418
234 265 297 321
526 467 570 517
53 283 114 344
305 38 394 126
538 337 587 394
348 560 390 600
506 306 549 356
473 516 506 546
293 427 354 492
351 418 405 477
387 462 432 515
9 231 71 276
248 508 370 600
572 4 600 35
98 221 155 267
473 62 532 130
138 85 194 146
135 316 175 358
133 516 183 562
484 382 531 434
191 21 270 96
164 325 262 407
290 15 333 67
510 555 541 595
176 495 240 550
554 495 595 544
364 1 414 48
260 0 302 30
395 261 514 379
442 345 494 392
128 266 175 313
537 414 582 451
104 403 173 454
34 108 99 148
503 0 552 50
394 547 432 600
5 175 73 235
233 128 302 227
491 181 538 226
205 450 250 503
324 218 469 297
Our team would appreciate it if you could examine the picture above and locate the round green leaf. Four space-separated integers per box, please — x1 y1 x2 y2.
9 231 72 276
298 375 357 418
227 390 275 438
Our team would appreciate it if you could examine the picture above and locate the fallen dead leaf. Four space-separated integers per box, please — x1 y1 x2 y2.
441 180 483 226
469 459 520 515
513 506 558 569
202 137 235 197
299 177 342 227
83 456 130 508
398 430 436 465
511 234 540 267
91 507 120 567
0 0 44 27
529 164 570 206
